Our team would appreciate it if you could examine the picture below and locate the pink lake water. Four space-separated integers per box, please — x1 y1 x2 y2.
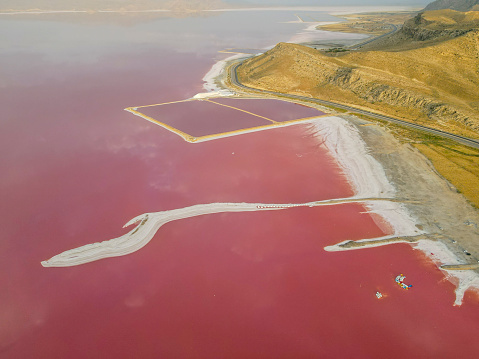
137 100 273 137
136 98 324 138
1 10 479 359
211 98 325 122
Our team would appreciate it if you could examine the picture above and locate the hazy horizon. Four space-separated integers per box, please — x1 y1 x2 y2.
225 0 429 6
1 0 431 11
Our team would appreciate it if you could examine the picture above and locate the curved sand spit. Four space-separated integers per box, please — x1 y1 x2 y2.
41 198 388 268
42 202 275 267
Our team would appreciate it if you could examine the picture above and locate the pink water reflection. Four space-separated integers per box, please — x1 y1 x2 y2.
137 98 326 138
137 99 272 137
212 98 325 122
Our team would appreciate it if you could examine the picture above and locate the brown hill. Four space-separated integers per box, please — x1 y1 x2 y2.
424 0 479 11
237 21 479 137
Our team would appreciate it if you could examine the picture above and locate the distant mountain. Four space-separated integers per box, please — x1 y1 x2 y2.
424 0 479 11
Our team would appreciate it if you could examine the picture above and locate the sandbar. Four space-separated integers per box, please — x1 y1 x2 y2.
42 198 402 268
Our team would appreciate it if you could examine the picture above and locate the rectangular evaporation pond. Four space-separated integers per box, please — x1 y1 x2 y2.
210 98 326 123
134 99 273 138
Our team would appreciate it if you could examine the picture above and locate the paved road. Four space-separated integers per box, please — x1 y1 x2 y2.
229 62 479 149
349 24 398 49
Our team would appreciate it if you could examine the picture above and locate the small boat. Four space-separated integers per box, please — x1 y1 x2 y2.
395 274 412 290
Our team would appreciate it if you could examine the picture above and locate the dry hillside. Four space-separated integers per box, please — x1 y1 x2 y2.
365 9 479 51
424 0 479 11
318 12 416 36
238 10 479 138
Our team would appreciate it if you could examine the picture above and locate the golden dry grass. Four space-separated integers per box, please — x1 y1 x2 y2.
343 113 479 208
318 11 415 35
422 9 479 27
414 143 479 208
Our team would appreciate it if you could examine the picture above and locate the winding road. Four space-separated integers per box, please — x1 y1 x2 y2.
229 62 479 150
349 24 398 49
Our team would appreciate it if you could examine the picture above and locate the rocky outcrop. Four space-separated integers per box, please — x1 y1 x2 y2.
399 12 474 41
327 66 477 131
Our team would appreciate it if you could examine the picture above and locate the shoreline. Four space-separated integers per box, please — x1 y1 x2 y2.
206 6 418 14
325 113 479 305
311 117 395 199
202 53 247 93
0 9 172 15
207 34 479 305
